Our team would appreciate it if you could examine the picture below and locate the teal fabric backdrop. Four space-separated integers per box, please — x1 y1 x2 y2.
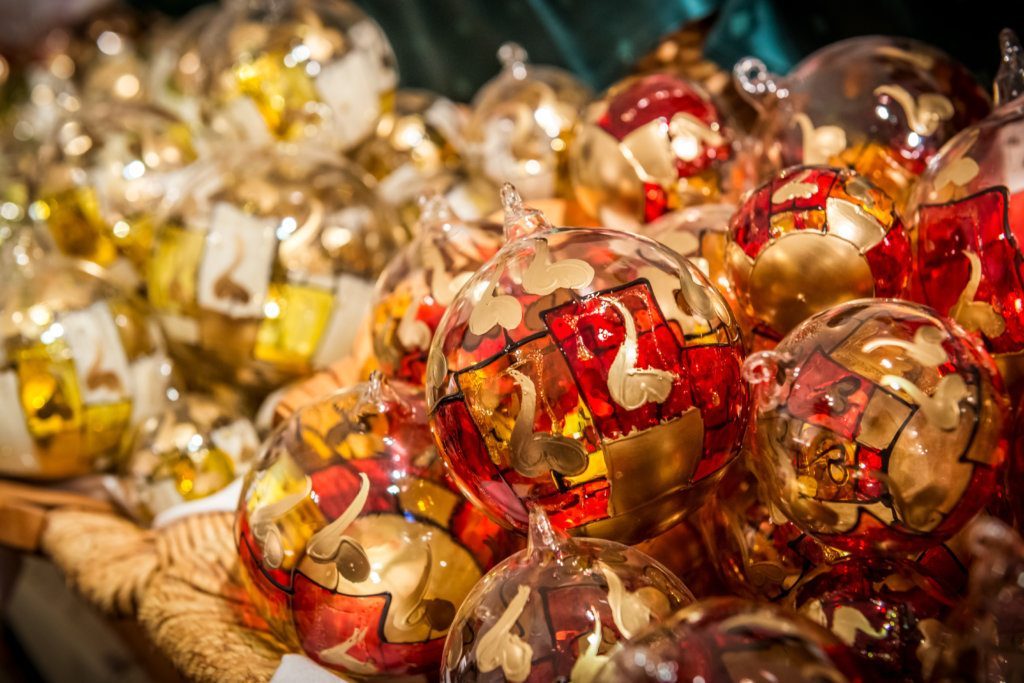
132 0 1024 100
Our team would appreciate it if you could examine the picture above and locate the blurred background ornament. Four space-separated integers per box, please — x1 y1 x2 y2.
745 299 1009 555
34 100 198 274
146 145 401 399
371 194 502 385
354 89 467 230
905 29 1024 399
0 222 172 478
698 462 845 602
925 517 1024 682
237 373 517 677
788 557 954 681
427 185 747 543
464 42 592 202
633 515 723 598
145 3 219 126
442 506 692 682
726 165 912 343
120 392 258 523
734 36 990 209
198 0 397 151
592 596 864 682
570 72 736 229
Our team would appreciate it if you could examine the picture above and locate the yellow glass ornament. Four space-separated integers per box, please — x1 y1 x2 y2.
199 0 397 152
0 224 172 478
146 146 402 399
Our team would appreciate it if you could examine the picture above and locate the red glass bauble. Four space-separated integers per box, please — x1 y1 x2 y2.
427 186 748 544
236 374 518 677
593 596 864 682
570 73 737 229
726 165 912 340
745 299 1009 555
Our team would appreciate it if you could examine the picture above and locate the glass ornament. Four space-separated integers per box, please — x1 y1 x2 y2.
371 195 503 385
198 0 397 151
121 392 258 522
725 165 912 341
237 373 517 678
0 224 172 478
699 463 845 602
592 596 863 682
789 557 953 681
639 203 741 330
569 72 736 229
355 89 467 230
464 43 592 202
146 4 220 126
925 517 1024 682
35 101 198 272
905 30 1024 398
145 145 401 399
744 299 1009 555
427 185 748 544
441 506 692 682
734 36 990 209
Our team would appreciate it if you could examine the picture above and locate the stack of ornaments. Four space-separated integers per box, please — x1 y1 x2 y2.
2 0 1024 680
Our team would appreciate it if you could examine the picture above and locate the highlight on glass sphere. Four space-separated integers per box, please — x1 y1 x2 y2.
725 165 912 342
427 184 748 544
591 596 864 682
464 42 592 201
120 392 259 523
788 557 954 680
236 373 517 678
198 0 397 151
0 224 172 478
905 29 1024 398
355 89 468 229
34 101 199 272
441 506 693 682
734 36 990 209
371 194 503 385
569 71 735 229
639 203 741 328
145 145 402 398
146 3 220 125
744 298 1009 555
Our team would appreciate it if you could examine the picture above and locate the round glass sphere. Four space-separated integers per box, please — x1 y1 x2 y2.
371 196 503 385
0 227 172 478
789 557 953 680
744 298 1009 554
198 0 397 151
145 145 401 398
121 392 258 522
237 374 517 678
35 102 198 271
441 507 692 682
464 43 592 202
725 165 912 341
355 90 467 230
570 72 735 229
735 36 990 209
593 596 863 682
905 31 1024 398
427 187 748 544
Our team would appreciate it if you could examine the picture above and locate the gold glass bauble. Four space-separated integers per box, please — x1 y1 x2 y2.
355 89 467 230
198 0 397 152
464 42 592 201
146 145 402 398
121 392 258 522
0 225 172 478
35 102 198 272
